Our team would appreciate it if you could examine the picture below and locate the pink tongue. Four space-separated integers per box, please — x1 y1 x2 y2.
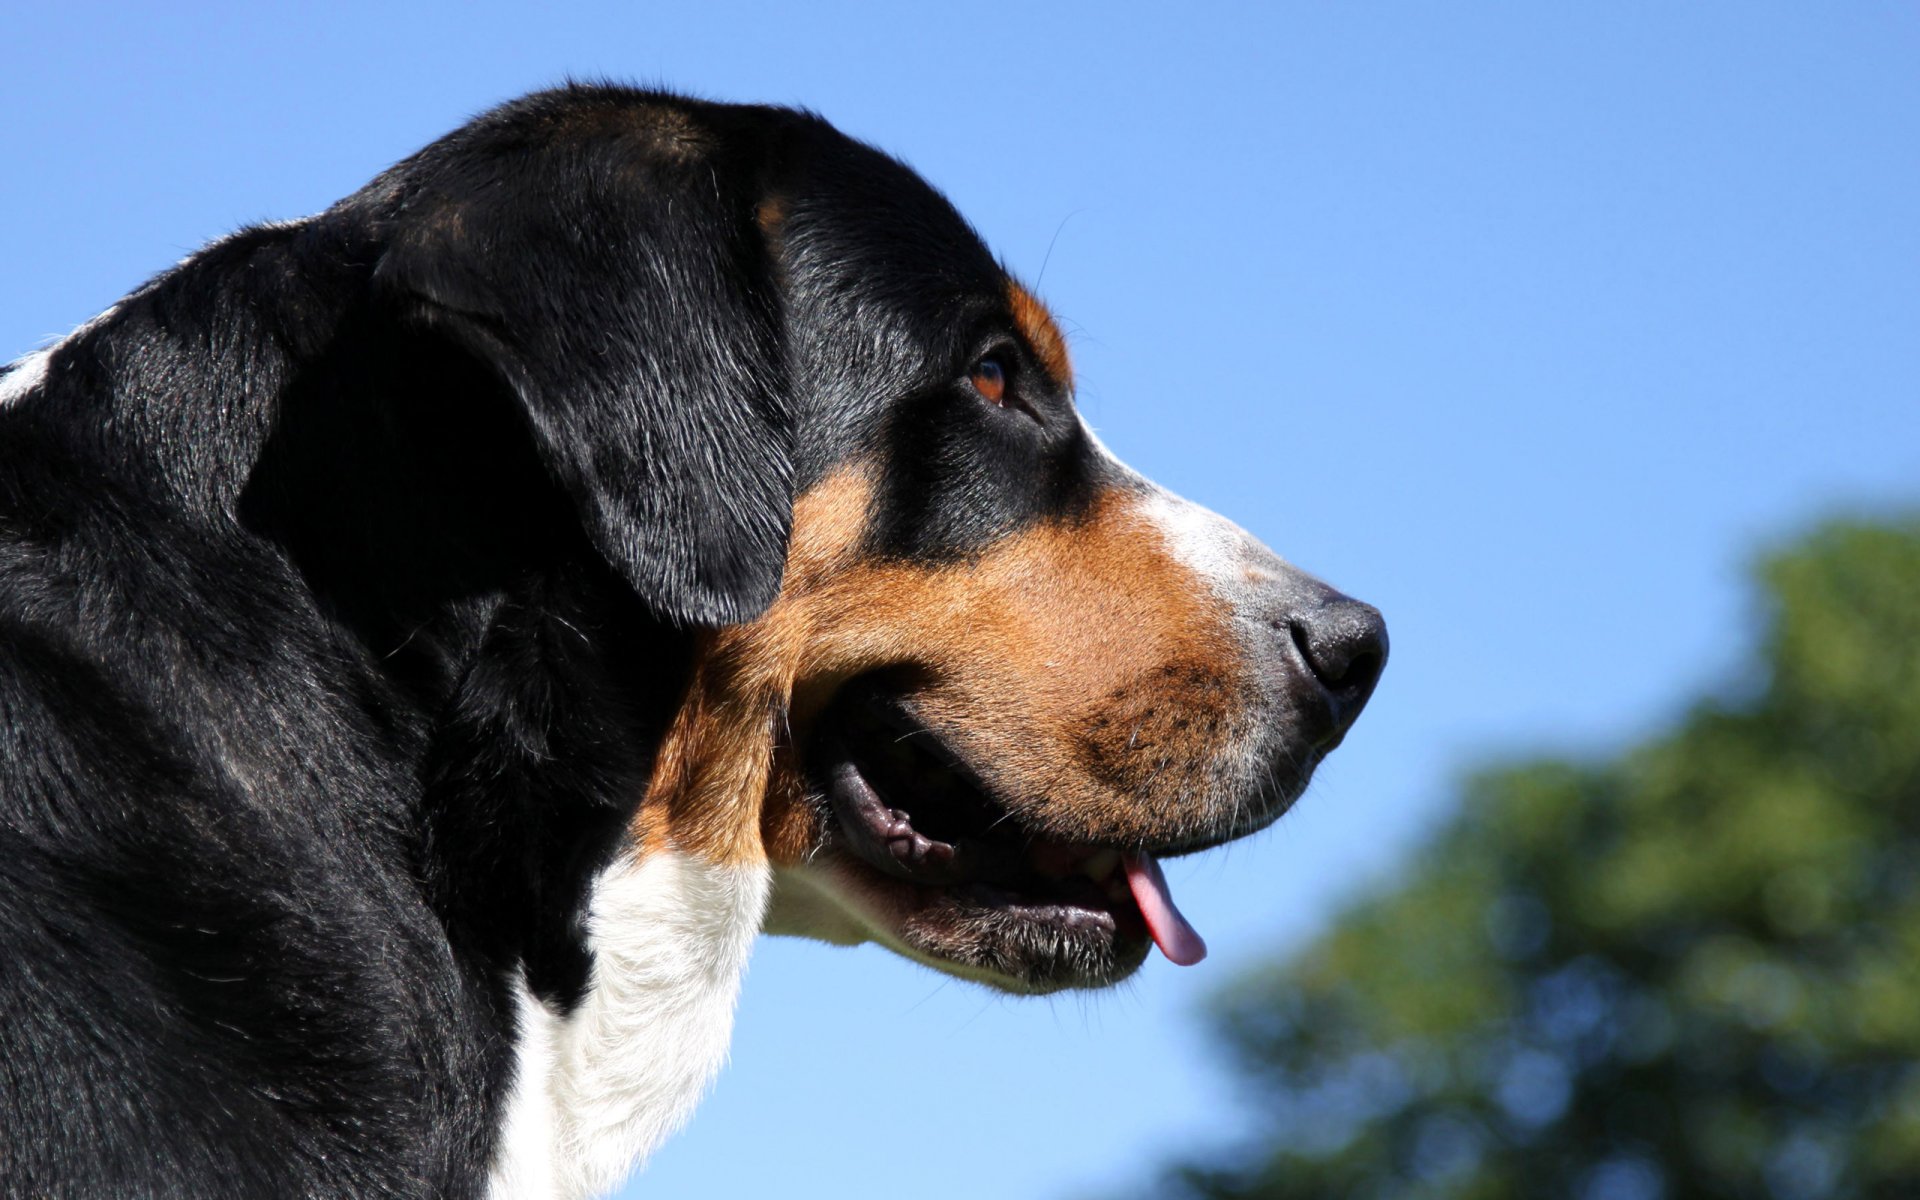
1123 853 1208 966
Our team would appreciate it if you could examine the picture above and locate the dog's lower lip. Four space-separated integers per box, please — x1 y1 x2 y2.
955 882 1127 933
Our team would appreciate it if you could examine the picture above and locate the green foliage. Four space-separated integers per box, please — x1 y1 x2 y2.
1157 519 1920 1200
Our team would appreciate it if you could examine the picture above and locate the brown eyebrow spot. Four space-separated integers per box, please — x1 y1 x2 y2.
755 195 787 234
1008 280 1072 390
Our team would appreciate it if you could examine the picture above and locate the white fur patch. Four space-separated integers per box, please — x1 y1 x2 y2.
487 852 772 1200
487 974 562 1198
2 302 124 409
0 349 50 408
1134 486 1255 594
1085 414 1278 609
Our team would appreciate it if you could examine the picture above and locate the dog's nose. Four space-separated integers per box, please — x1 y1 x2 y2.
1288 598 1388 739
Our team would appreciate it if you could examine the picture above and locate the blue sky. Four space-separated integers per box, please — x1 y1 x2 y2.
4 4 1916 1198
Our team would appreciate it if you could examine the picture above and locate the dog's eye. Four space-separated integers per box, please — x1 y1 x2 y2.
969 355 1009 406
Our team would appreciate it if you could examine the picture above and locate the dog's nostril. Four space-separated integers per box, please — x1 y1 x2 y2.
1335 646 1385 698
1287 600 1389 727
1286 620 1316 673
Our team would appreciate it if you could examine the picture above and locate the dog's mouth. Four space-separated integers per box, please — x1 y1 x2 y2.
791 683 1208 993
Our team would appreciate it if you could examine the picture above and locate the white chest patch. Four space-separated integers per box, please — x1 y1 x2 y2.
487 851 772 1200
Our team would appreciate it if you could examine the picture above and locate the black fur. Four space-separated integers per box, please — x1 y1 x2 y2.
0 84 1105 1198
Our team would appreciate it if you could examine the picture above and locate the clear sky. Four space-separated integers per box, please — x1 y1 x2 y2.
4 4 1916 1198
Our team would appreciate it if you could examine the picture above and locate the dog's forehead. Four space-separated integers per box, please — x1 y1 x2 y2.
766 131 1068 480
779 147 1006 353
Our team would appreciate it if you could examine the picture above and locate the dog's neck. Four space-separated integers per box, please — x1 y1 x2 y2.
9 224 344 520
14 226 742 1200
487 850 771 1200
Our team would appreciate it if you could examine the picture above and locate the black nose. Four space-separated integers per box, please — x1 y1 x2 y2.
1288 599 1388 738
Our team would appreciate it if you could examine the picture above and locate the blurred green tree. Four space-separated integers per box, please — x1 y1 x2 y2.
1157 519 1920 1200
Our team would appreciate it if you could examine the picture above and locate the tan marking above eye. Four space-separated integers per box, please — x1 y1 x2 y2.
1006 280 1072 389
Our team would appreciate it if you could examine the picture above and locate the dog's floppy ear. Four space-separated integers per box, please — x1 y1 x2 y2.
372 118 793 626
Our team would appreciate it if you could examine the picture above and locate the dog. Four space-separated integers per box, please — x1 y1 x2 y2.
0 84 1386 1198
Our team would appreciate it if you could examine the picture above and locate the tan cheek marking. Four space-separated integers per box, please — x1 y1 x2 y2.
638 470 1248 867
1008 281 1072 391
890 493 1246 839
633 469 877 866
772 486 1244 844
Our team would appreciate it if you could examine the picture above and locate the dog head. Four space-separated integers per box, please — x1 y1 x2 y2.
372 87 1386 995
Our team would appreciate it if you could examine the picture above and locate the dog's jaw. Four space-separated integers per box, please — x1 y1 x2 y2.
487 852 771 1200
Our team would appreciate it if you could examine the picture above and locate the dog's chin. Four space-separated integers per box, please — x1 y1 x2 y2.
767 851 1155 995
